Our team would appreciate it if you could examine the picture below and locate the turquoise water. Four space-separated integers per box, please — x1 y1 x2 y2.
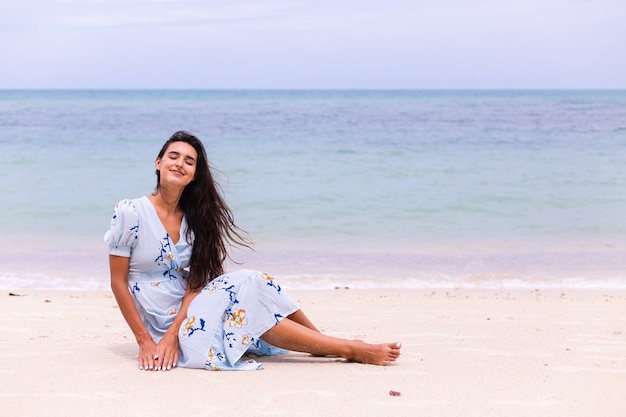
1 90 626 290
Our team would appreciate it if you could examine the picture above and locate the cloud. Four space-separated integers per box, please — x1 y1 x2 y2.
3 0 306 28
0 0 624 88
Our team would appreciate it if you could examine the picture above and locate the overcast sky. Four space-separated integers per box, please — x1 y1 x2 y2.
1 0 624 89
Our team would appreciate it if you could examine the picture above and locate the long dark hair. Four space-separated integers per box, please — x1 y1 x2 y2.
155 131 251 290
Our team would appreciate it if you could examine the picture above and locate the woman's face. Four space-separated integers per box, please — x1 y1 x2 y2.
156 141 198 189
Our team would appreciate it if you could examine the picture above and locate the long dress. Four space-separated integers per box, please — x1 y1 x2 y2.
104 196 299 370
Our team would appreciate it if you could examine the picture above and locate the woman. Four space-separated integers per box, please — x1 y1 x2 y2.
105 131 401 371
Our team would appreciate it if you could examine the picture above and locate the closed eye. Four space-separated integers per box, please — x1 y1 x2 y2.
167 151 196 164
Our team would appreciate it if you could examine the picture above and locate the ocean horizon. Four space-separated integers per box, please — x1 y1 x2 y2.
2 89 625 290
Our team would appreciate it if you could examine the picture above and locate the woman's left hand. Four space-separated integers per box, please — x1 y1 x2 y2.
154 332 179 371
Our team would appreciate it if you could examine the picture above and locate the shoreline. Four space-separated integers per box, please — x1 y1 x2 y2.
2 288 625 416
2 240 626 291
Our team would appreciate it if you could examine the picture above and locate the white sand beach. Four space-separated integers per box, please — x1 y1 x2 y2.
1 288 625 417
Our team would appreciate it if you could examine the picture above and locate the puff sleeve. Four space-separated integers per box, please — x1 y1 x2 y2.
104 199 139 257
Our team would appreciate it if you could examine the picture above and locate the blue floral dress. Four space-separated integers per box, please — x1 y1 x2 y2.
104 197 299 370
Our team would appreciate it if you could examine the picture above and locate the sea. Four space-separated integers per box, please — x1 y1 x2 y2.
1 89 625 291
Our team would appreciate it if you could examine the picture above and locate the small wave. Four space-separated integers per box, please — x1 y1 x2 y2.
275 273 626 291
2 270 624 292
0 272 108 292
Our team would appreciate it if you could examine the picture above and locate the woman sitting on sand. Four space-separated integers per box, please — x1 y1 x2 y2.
105 131 401 371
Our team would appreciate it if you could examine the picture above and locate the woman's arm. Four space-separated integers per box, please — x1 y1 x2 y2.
153 286 201 371
109 254 158 371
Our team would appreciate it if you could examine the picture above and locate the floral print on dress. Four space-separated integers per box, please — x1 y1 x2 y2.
154 235 181 280
263 272 282 294
155 236 174 266
224 330 237 348
104 199 139 250
183 316 206 337
129 224 139 240
205 348 226 371
228 309 248 328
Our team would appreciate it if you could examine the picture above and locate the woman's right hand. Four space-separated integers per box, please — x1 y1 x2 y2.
109 255 160 371
137 332 158 371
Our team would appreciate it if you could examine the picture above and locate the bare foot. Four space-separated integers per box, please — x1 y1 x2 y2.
348 341 402 365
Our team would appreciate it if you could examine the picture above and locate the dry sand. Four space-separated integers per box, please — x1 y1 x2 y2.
1 288 625 417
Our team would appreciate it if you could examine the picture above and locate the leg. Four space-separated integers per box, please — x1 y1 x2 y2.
260 318 401 365
286 309 320 332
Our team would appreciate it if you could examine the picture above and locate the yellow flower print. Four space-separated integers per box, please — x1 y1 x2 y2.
152 281 161 287
207 348 216 360
229 309 248 328
241 334 251 345
206 348 225 365
165 252 175 261
263 271 282 293
167 307 176 316
262 272 275 283
183 316 196 336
